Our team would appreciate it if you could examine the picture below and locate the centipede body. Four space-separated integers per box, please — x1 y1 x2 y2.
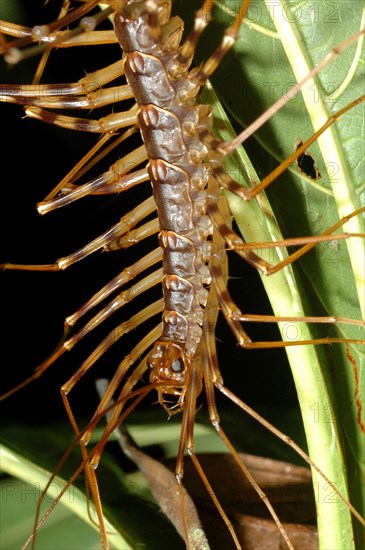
0 1 364 549
1 0 299 421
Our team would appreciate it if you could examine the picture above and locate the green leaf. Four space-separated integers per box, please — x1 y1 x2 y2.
0 444 108 550
188 1 365 548
0 423 187 550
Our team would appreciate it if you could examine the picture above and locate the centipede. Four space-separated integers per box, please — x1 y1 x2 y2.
0 1 364 549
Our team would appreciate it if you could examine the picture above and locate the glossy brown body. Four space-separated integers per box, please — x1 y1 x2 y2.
115 2 213 388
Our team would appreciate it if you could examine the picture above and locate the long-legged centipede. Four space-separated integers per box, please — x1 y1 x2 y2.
1 1 364 549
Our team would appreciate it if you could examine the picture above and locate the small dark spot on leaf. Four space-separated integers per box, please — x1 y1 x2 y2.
295 139 321 180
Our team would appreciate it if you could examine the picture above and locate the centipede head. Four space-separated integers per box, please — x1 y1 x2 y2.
147 340 194 413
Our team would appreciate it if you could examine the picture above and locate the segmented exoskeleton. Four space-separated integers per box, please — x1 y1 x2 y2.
114 1 216 402
1 1 364 549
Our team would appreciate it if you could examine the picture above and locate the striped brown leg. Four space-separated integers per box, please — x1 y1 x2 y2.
23 103 139 133
57 320 163 550
209 188 364 343
186 0 251 87
177 0 213 67
62 269 163 358
211 221 364 347
37 142 148 214
208 182 365 276
51 139 145 195
0 0 112 59
43 129 147 201
0 61 132 107
66 248 162 327
209 95 365 201
61 320 162 449
75 326 163 466
1 196 156 272
1 254 163 400
201 296 365 535
105 217 160 250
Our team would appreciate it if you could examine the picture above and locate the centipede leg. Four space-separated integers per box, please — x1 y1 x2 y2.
1 277 163 401
0 64 132 107
197 229 296 549
23 102 138 133
208 204 364 346
210 95 365 203
60 304 163 419
105 217 160 251
205 212 365 542
202 316 365 534
0 0 111 58
57 327 164 548
37 141 148 213
186 0 251 87
208 186 365 276
177 0 213 67
64 269 163 351
1 195 156 272
80 326 162 459
203 336 295 549
203 236 365 542
0 21 118 52
66 247 162 327
44 129 144 201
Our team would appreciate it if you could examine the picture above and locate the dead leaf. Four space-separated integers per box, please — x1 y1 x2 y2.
165 452 318 549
